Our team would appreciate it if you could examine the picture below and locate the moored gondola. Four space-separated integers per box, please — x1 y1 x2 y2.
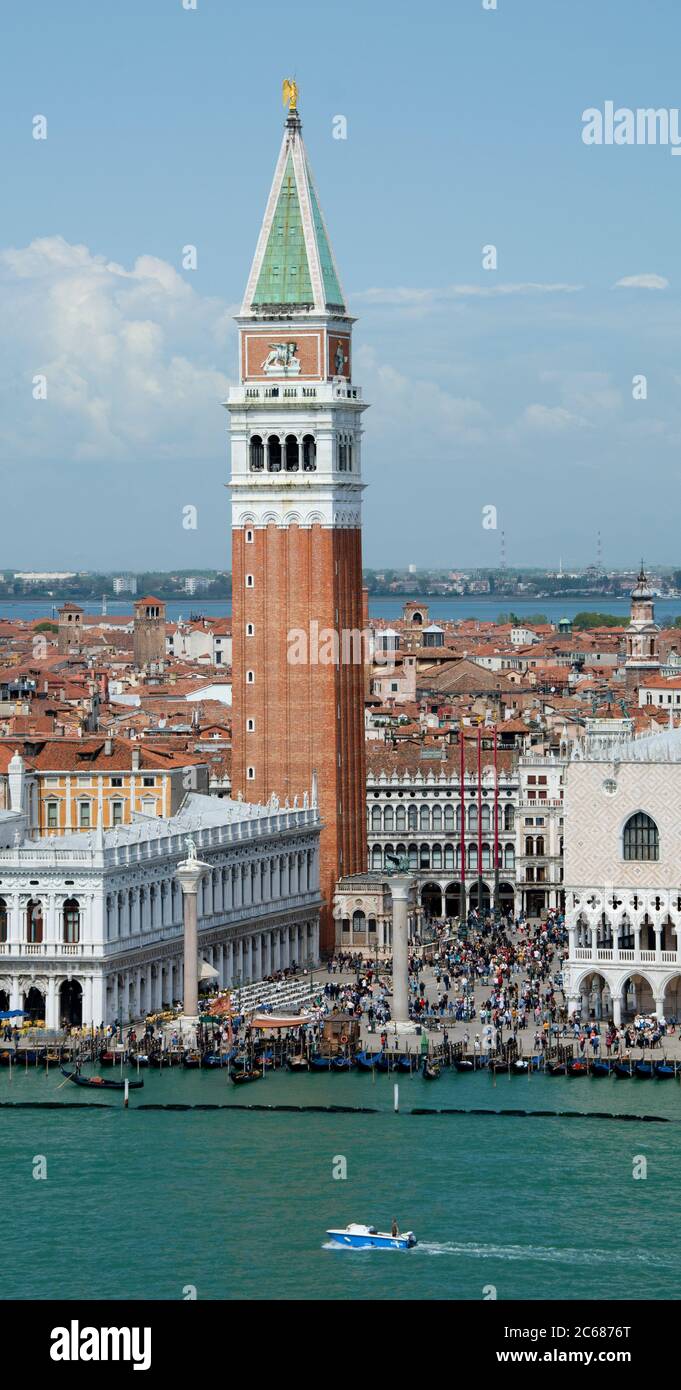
590 1060 611 1077
654 1061 675 1079
547 1062 567 1076
286 1054 310 1071
634 1060 654 1079
613 1061 634 1078
567 1059 589 1076
129 1052 150 1068
454 1059 474 1072
60 1067 143 1091
201 1053 224 1068
422 1060 441 1080
511 1059 529 1074
229 1068 263 1085
395 1055 413 1073
332 1056 353 1071
183 1050 201 1069
353 1050 380 1071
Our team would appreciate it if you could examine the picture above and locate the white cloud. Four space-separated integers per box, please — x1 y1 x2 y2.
365 360 489 445
521 404 587 433
0 236 234 463
613 273 670 290
352 282 583 306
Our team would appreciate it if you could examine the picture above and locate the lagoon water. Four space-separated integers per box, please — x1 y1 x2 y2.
2 1064 679 1301
4 596 681 625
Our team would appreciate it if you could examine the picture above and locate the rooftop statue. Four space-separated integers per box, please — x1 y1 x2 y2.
282 77 298 112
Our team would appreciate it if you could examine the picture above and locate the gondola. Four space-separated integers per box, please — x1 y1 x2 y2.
353 1051 381 1072
309 1055 334 1070
286 1055 310 1071
229 1068 263 1085
567 1059 588 1076
454 1059 474 1072
230 1055 253 1072
60 1067 144 1091
201 1053 224 1068
99 1050 116 1067
183 1051 201 1069
511 1059 529 1074
332 1056 353 1071
395 1055 413 1073
489 1058 510 1073
422 1061 441 1080
654 1061 675 1079
634 1061 653 1079
613 1061 634 1078
547 1062 567 1076
129 1052 150 1068
590 1060 611 1077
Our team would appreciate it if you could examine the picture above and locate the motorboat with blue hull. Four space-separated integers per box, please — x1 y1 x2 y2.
326 1223 417 1251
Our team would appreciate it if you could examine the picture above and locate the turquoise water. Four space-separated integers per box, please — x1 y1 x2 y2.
4 596 681 624
2 1064 680 1301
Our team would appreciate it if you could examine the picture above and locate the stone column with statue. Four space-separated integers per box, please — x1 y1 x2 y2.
175 836 210 1035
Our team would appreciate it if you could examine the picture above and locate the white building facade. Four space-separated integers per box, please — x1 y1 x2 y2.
0 793 321 1028
516 752 566 917
366 758 519 918
563 727 681 1024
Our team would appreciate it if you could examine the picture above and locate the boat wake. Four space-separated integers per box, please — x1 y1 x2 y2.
417 1241 673 1267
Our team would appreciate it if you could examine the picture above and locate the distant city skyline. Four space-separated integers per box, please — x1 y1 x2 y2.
4 0 681 567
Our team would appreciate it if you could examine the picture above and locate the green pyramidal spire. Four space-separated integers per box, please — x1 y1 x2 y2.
243 103 346 316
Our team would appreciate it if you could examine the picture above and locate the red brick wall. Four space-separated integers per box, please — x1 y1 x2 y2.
232 523 367 952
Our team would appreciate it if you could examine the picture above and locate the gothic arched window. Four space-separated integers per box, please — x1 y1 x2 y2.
623 812 659 861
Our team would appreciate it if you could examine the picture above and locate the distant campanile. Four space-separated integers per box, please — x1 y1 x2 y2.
227 82 367 952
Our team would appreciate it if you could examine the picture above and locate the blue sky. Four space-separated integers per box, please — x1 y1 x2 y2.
2 0 681 570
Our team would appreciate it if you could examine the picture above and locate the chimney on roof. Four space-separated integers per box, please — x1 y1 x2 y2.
104 737 113 755
132 746 141 771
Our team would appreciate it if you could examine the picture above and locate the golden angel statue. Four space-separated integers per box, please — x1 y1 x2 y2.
282 78 299 112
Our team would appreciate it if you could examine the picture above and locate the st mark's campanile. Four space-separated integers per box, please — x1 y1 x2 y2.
228 82 367 952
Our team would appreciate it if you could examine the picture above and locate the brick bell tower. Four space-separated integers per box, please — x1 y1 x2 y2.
227 82 368 953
